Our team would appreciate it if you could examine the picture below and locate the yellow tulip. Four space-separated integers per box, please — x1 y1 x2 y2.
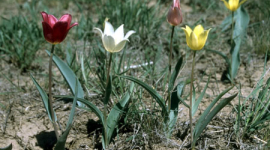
221 0 247 12
182 25 211 51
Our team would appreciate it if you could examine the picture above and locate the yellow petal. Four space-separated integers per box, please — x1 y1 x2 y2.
239 0 247 6
189 31 199 50
182 26 192 48
221 0 231 11
198 28 211 50
193 25 204 38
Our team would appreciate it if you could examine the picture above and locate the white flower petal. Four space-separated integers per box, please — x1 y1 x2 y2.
104 21 114 36
114 40 128 52
94 28 103 37
124 30 136 39
102 35 115 52
114 24 124 45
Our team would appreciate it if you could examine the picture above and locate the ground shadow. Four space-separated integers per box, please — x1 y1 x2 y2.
36 131 57 150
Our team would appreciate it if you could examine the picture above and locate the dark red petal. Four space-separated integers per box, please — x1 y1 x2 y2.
68 22 78 30
59 14 72 27
167 7 182 26
42 22 54 44
41 12 48 22
48 15 58 27
52 21 69 43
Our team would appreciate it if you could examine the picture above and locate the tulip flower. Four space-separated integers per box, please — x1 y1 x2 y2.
167 0 182 26
182 25 211 51
221 0 247 12
41 11 78 44
95 21 135 53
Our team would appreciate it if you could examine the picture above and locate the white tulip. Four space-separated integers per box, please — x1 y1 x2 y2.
95 21 135 53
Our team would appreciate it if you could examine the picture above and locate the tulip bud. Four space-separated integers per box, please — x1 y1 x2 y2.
167 0 183 26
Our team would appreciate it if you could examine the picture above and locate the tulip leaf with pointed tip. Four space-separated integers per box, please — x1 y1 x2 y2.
102 82 134 147
46 50 84 107
168 57 183 93
167 81 185 137
0 143 12 150
192 77 210 116
30 74 57 122
119 75 168 117
193 87 236 146
54 81 78 150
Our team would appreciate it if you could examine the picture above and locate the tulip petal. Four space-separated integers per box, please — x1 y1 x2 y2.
193 25 204 38
42 22 54 44
239 0 247 6
69 22 79 30
94 28 104 37
114 40 128 52
104 21 114 37
124 30 136 40
190 31 199 50
52 21 69 44
221 0 231 10
48 15 58 27
182 26 192 48
114 24 124 45
198 28 211 50
103 35 115 52
41 12 48 22
59 14 72 27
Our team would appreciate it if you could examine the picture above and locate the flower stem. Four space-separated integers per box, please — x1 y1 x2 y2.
190 51 196 149
230 11 234 82
48 44 59 140
104 52 113 149
168 26 175 111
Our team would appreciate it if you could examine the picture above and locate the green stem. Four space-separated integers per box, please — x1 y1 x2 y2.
48 44 59 140
104 52 113 149
168 26 175 111
190 51 196 149
230 11 234 82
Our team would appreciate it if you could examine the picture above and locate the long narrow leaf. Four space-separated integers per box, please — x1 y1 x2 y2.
30 74 56 122
106 82 134 144
192 77 210 116
194 86 234 136
168 81 185 137
46 50 85 107
54 81 78 150
193 93 237 144
168 57 183 92
119 75 168 116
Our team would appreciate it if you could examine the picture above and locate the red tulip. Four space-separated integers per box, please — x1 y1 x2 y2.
41 12 78 44
167 0 182 26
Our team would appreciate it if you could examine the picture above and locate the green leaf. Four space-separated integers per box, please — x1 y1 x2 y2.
105 82 134 146
168 57 183 92
30 74 57 122
0 143 12 150
194 86 233 136
54 81 78 150
46 50 85 107
231 6 250 79
193 92 237 144
192 77 210 116
119 75 168 116
167 81 185 137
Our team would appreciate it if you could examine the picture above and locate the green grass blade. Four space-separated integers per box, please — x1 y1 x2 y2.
0 143 12 150
30 74 56 122
168 81 185 137
168 57 183 92
46 50 85 107
119 75 168 116
193 93 237 144
192 77 210 116
106 82 134 144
